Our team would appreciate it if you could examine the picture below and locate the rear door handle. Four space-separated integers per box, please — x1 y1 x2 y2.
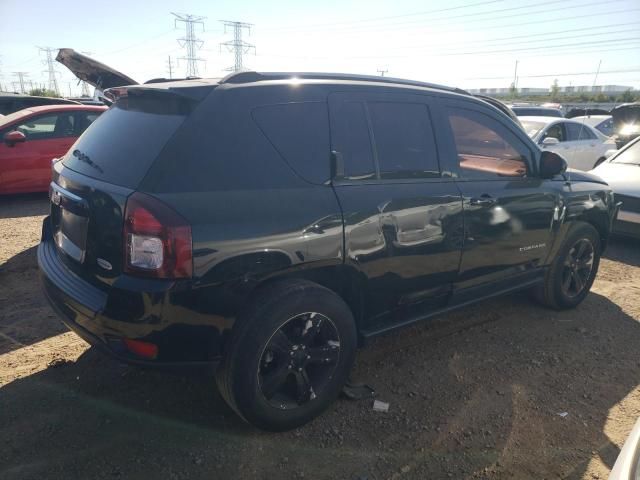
470 195 496 207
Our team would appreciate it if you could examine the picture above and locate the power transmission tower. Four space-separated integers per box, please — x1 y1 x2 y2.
38 46 60 95
80 51 93 97
167 55 175 79
220 20 255 72
172 13 206 77
12 72 29 93
377 68 388 77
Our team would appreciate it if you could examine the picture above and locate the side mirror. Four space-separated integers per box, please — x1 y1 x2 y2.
3 130 26 147
540 151 568 179
541 136 560 146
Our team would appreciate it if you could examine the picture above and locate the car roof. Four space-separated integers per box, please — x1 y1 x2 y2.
0 104 107 128
517 116 564 124
114 71 470 100
19 104 107 113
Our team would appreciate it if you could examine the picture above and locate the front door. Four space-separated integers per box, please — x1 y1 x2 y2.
439 100 557 297
0 112 78 194
328 91 464 331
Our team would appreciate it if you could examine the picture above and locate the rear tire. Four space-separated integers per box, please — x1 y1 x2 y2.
533 222 601 309
215 279 357 431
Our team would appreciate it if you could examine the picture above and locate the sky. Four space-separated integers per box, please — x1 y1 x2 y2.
1 0 639 96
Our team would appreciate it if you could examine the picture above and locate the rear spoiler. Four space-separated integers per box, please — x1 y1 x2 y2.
105 80 217 103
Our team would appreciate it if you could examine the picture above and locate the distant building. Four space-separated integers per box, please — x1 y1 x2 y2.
467 85 633 97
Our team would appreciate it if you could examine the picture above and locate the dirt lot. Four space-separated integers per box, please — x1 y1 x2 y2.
1 193 639 480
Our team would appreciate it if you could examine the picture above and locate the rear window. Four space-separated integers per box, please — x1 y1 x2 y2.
62 93 190 189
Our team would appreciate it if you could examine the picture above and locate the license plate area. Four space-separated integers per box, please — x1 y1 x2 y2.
50 183 89 263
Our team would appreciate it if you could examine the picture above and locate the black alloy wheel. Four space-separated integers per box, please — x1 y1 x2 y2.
560 238 595 298
258 312 341 409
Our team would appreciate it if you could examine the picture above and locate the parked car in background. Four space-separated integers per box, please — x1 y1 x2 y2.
38 71 617 431
0 92 81 116
591 136 640 238
510 106 563 118
611 102 640 148
570 115 615 137
0 104 107 194
520 116 615 170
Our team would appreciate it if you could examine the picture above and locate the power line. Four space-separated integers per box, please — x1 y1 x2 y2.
263 0 508 30
264 0 626 34
220 20 255 72
172 12 206 77
463 67 640 81
38 47 60 95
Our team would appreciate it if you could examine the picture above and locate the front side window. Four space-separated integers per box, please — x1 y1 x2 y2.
542 123 565 142
447 107 530 179
14 113 75 140
368 101 439 179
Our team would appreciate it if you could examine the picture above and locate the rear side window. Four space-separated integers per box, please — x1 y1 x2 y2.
368 102 439 179
566 122 596 141
332 101 376 180
63 94 189 189
252 102 330 184
447 107 530 179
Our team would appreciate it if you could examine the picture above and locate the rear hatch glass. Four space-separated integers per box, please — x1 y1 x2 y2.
62 91 191 189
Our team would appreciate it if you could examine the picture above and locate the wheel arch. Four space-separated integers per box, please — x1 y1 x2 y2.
238 263 367 342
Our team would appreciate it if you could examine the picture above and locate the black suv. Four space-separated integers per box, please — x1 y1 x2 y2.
38 72 618 431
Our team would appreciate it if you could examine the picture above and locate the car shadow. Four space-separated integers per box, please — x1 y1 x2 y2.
0 291 638 479
604 236 640 268
0 246 68 355
0 192 49 219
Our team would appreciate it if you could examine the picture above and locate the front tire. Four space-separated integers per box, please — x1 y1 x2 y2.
215 279 357 431
533 223 601 309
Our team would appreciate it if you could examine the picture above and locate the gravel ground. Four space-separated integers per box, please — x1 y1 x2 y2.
1 193 639 480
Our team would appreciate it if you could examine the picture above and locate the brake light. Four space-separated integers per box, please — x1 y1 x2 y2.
123 338 158 359
123 192 192 279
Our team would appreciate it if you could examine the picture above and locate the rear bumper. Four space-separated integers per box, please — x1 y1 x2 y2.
38 218 220 371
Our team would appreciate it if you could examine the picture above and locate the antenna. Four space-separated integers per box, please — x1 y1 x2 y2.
377 68 388 77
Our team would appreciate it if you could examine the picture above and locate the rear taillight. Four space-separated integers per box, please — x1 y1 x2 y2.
123 192 192 279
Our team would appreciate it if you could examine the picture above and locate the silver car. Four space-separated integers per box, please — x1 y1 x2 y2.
591 136 640 238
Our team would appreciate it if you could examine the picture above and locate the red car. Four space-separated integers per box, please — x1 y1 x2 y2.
0 104 107 194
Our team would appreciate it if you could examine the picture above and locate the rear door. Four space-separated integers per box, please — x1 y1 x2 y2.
440 99 557 298
565 122 600 170
328 91 464 332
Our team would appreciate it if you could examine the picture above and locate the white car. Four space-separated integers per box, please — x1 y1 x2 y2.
520 116 616 171
591 136 640 238
569 115 615 137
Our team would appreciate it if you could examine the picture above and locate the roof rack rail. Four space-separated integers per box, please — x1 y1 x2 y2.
220 71 468 95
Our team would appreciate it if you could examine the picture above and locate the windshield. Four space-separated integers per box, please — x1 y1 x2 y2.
520 120 546 138
612 139 640 165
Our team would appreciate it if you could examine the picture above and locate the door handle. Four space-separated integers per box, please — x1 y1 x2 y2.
470 195 496 207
